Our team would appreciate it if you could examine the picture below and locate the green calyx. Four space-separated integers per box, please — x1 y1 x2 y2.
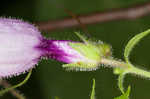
71 32 112 61
63 32 112 71
69 42 111 61
69 42 101 61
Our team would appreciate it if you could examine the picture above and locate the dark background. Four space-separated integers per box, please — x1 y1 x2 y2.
1 0 150 99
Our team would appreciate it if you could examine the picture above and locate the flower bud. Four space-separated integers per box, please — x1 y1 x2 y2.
0 18 43 78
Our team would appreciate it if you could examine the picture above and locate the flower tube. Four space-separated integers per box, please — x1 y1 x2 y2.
38 37 111 71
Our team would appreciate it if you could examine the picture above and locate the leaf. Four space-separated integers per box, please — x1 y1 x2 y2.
114 86 131 99
118 73 125 94
124 29 150 63
90 79 96 99
114 73 131 99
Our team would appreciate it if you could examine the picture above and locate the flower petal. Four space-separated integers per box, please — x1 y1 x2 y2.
0 18 43 78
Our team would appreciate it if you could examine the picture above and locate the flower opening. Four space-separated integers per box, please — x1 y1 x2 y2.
0 18 43 78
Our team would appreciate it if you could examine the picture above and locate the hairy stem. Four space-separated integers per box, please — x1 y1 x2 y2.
101 58 150 78
128 66 150 78
101 58 130 68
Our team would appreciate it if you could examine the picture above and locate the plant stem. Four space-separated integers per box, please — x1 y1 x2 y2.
128 66 150 78
0 80 26 99
0 69 32 97
101 58 130 68
101 58 150 78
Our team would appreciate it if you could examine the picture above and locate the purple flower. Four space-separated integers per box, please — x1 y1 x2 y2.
0 18 111 78
0 18 43 78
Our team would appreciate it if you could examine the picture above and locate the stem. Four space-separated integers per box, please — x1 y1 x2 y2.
36 2 150 32
101 58 150 78
128 66 150 78
0 69 32 96
100 58 130 68
0 80 26 99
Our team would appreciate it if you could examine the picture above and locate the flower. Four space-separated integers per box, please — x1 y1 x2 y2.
0 18 43 78
0 18 111 78
38 39 111 71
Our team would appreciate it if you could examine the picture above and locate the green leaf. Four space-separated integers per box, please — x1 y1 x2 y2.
118 73 125 94
114 86 131 99
114 73 131 99
90 79 96 99
124 29 150 63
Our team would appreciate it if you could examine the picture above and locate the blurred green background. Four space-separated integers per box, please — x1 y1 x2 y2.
1 0 150 99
